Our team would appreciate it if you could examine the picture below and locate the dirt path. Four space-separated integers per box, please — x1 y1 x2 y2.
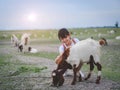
0 41 120 90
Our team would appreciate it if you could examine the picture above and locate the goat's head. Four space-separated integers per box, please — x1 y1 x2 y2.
99 39 106 46
51 69 64 87
99 37 108 46
51 61 72 87
18 45 23 52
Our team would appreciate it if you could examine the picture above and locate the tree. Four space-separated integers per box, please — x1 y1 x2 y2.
115 21 119 28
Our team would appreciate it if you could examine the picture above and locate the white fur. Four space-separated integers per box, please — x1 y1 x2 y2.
29 48 38 53
11 34 19 47
98 71 101 76
67 38 101 65
20 33 31 45
19 33 31 52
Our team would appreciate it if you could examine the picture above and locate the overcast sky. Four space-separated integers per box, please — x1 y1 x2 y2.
0 0 120 30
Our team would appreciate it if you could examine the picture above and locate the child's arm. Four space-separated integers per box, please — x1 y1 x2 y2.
55 54 63 64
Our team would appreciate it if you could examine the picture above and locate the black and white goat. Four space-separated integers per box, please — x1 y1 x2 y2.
28 47 38 53
18 33 31 53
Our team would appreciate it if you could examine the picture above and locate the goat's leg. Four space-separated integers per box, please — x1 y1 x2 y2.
95 62 102 84
78 72 82 82
58 75 64 86
85 55 94 80
76 61 83 82
23 45 28 53
71 64 77 85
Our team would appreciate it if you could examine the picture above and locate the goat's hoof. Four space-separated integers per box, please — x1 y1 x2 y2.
79 78 82 82
84 78 88 80
96 80 100 84
79 79 82 82
96 76 101 84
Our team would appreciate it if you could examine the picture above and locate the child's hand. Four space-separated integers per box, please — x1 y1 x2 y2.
55 54 62 64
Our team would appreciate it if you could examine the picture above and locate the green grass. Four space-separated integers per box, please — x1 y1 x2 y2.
25 51 59 60
0 29 58 40
101 44 120 81
0 54 14 77
0 55 11 66
10 65 47 76
0 28 120 41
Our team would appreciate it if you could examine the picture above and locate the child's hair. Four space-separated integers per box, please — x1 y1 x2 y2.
58 28 70 40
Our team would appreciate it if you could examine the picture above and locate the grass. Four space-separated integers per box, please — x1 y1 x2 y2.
1 27 120 40
0 28 120 89
10 65 47 76
0 54 12 76
0 55 11 66
101 44 120 81
25 51 58 60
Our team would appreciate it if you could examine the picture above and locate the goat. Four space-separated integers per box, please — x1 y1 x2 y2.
28 47 38 53
52 38 104 86
11 34 19 47
18 33 31 53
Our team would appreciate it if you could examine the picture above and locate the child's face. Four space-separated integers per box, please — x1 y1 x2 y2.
60 35 71 46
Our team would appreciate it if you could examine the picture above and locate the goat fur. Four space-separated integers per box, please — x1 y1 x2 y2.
18 33 31 52
11 34 19 47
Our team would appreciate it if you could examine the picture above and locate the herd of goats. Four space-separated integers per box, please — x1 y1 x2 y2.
11 33 37 53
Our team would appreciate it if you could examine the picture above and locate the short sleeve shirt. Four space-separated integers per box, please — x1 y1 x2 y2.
59 38 79 54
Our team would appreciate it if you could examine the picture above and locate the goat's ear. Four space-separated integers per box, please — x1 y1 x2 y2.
52 72 56 76
99 39 105 46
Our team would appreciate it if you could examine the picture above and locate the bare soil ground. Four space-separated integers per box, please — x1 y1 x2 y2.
0 41 120 90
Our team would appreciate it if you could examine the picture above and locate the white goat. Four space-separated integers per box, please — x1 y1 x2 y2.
18 33 31 53
58 38 103 85
11 34 19 47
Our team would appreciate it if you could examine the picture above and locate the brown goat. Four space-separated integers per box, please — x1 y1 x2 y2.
51 60 72 87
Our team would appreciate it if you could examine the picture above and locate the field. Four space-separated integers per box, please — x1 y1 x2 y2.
0 28 120 90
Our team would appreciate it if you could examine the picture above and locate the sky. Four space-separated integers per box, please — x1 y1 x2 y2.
0 0 120 30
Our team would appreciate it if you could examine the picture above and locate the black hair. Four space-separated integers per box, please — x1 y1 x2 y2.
58 28 70 40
